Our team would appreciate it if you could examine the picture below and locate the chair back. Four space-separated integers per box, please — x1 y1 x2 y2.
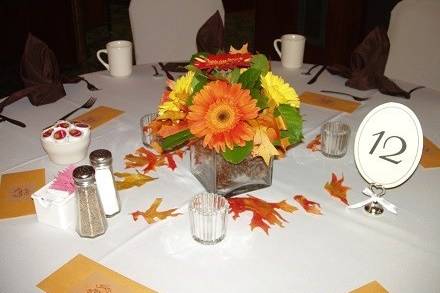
129 0 224 65
385 0 440 91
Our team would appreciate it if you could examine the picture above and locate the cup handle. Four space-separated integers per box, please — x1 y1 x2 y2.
96 49 110 70
273 39 282 58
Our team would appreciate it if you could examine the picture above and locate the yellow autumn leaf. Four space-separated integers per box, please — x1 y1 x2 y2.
252 126 279 165
229 43 249 54
131 198 182 224
114 172 156 191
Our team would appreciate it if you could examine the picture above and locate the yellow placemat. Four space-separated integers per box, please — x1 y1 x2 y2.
37 254 156 293
0 169 45 219
420 136 440 168
73 106 124 129
300 91 360 113
349 281 388 293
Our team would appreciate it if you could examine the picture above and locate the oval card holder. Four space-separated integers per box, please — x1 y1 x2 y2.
351 102 424 215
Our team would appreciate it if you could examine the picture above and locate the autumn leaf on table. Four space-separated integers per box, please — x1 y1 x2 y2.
124 147 185 173
324 173 350 205
228 195 297 234
131 198 182 224
252 126 279 165
114 172 156 191
294 195 322 215
306 134 321 152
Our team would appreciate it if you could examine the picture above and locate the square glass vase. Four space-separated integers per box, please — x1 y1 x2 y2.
190 142 273 197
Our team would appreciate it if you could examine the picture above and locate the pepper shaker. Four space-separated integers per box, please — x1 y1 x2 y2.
73 165 108 238
90 149 120 217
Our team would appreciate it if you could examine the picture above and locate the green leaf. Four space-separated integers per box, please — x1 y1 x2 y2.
251 54 270 75
227 68 241 83
188 72 208 105
221 141 253 164
161 130 194 150
238 68 261 90
190 52 208 63
277 104 303 145
250 88 268 110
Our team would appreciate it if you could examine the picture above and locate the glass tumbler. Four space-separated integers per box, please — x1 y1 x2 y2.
320 121 351 158
140 112 158 146
189 193 229 245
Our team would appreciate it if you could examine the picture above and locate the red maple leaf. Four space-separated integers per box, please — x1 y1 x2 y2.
124 147 185 173
227 195 297 234
306 134 321 152
294 195 322 215
324 173 350 205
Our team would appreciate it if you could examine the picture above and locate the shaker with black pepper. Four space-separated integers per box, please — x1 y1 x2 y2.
73 165 108 238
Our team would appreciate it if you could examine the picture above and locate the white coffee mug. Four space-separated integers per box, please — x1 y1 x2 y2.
273 34 306 69
97 40 133 77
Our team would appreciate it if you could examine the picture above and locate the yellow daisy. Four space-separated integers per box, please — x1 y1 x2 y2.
261 72 300 108
158 71 195 117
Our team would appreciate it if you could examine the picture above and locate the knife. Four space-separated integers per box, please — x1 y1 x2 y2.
158 62 175 81
0 113 26 128
307 65 327 85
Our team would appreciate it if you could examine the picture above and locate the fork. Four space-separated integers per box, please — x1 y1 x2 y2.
58 97 97 121
320 90 369 101
78 77 100 91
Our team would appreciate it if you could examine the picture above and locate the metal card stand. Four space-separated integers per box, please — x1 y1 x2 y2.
364 183 385 215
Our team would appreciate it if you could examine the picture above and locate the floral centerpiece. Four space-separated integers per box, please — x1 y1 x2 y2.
149 45 303 196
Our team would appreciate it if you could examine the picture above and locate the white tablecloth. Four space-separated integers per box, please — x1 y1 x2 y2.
0 63 439 292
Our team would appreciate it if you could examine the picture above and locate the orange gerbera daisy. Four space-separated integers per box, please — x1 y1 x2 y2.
187 81 259 152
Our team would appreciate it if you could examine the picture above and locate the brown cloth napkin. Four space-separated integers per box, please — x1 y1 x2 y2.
0 34 86 112
327 27 409 99
196 10 224 54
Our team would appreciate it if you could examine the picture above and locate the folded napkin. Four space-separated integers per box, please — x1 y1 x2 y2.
0 33 86 112
327 27 409 99
196 10 225 54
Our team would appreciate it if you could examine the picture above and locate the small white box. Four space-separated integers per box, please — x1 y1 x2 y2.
31 180 76 230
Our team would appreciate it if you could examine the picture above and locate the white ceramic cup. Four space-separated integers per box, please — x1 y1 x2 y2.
273 34 306 69
97 40 133 77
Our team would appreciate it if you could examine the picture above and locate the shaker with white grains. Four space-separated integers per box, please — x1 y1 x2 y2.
90 149 120 217
73 165 108 238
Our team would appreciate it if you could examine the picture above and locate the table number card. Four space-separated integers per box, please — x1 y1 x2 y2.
0 169 45 219
73 106 124 129
351 102 423 215
37 254 156 292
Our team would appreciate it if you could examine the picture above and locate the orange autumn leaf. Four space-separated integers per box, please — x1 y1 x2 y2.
124 147 185 173
114 172 156 191
324 173 350 205
294 195 322 215
131 198 182 224
228 195 297 234
156 121 189 138
306 134 321 152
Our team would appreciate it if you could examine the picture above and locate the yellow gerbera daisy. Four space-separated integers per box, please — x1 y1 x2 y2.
187 81 259 152
158 71 195 116
261 72 300 108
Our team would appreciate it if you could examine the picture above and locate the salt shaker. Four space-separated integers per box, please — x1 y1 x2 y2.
90 149 120 217
73 165 108 238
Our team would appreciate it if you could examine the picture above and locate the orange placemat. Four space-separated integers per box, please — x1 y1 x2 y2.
420 136 440 168
73 106 124 129
0 169 45 219
37 254 156 292
349 281 388 293
300 91 360 113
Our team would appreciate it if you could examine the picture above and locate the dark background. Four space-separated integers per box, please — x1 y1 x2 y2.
0 0 401 97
